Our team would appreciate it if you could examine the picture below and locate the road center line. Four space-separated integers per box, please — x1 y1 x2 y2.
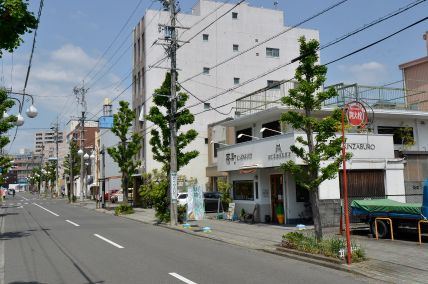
93 234 124 248
65 220 80 227
169 273 198 284
33 203 59 217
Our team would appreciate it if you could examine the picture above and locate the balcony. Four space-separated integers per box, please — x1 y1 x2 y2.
234 82 426 118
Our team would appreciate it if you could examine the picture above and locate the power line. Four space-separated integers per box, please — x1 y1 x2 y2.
179 0 349 85
83 0 148 82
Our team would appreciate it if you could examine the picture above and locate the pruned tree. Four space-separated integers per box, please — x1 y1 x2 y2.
280 37 348 240
107 100 142 204
63 140 80 201
44 161 56 197
0 0 38 57
144 72 199 222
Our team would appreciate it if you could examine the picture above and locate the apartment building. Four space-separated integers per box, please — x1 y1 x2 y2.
132 0 318 189
399 31 428 111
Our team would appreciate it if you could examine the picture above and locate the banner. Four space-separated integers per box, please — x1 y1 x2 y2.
186 186 205 220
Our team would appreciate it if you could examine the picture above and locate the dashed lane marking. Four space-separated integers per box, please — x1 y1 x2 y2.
33 203 59 217
93 234 124 248
168 273 198 284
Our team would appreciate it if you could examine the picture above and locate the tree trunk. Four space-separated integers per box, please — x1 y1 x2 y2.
122 172 128 204
309 188 323 240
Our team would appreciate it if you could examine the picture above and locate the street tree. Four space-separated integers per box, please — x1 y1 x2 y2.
280 37 348 240
144 72 199 222
63 140 80 201
44 161 56 198
0 0 38 57
0 88 17 184
30 166 42 193
107 100 142 204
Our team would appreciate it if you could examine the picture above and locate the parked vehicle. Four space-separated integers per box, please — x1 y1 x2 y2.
177 193 188 206
105 189 120 202
110 190 123 203
204 192 222 213
352 180 428 239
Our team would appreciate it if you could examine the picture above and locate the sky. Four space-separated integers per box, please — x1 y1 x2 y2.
1 0 428 153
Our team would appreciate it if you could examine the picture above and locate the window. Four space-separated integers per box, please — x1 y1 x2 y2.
377 126 415 145
203 67 210 74
204 102 211 110
236 127 252 143
233 44 239 51
266 47 279 58
233 180 254 200
234 77 240 85
213 142 220 158
296 183 309 202
261 121 281 138
203 34 209 41
204 138 209 144
267 80 280 89
232 12 238 19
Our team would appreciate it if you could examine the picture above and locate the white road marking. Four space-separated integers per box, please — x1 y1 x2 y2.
65 220 80 227
93 234 124 248
18 206 23 209
20 196 29 201
17 203 21 206
24 203 28 205
33 203 59 217
169 273 198 284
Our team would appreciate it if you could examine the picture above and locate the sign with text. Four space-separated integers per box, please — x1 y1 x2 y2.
170 172 177 200
346 101 368 127
186 186 205 220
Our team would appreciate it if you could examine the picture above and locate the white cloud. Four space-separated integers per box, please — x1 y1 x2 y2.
337 61 388 85
51 44 99 68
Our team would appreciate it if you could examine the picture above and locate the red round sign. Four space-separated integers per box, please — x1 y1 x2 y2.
346 102 368 127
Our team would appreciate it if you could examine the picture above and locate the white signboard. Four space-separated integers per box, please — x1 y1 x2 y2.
170 172 177 200
186 186 205 220
217 133 395 172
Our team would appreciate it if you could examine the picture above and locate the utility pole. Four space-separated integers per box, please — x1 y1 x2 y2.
52 117 60 197
100 144 106 208
169 0 178 226
69 143 74 201
40 143 45 196
74 84 87 202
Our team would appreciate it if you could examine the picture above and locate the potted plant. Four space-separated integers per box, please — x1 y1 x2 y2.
276 203 285 224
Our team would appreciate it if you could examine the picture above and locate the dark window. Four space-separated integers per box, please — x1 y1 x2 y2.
262 121 281 138
236 128 252 143
233 44 239 51
267 80 280 89
233 180 254 200
203 34 209 41
296 183 309 202
232 12 238 19
234 77 240 85
203 67 210 74
377 126 414 145
213 142 220 158
266 47 279 57
204 138 209 144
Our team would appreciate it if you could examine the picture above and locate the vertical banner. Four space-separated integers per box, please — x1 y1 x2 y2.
186 186 205 220
170 172 177 201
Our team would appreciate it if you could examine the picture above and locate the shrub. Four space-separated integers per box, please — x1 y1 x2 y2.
139 169 170 223
177 204 187 224
282 232 366 262
114 204 134 216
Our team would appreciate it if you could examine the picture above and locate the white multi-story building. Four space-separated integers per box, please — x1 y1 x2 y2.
132 0 318 189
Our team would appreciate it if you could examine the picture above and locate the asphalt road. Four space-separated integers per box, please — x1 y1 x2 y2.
0 192 375 284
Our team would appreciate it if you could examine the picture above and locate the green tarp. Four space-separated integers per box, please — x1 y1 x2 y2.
351 199 421 215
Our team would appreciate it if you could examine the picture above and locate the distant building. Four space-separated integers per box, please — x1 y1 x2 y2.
8 150 42 186
399 31 428 111
132 0 318 189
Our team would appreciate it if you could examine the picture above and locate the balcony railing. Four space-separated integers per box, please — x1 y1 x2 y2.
234 82 426 117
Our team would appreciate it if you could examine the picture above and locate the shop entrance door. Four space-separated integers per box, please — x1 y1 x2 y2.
270 174 283 223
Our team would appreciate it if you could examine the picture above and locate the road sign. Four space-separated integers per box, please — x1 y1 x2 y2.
346 101 368 127
170 172 177 200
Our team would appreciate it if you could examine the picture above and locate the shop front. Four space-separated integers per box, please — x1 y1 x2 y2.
217 133 405 225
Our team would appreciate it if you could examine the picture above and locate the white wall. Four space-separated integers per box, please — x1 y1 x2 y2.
138 1 318 189
385 167 406 202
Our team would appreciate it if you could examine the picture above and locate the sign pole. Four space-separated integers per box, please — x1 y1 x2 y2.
341 106 352 265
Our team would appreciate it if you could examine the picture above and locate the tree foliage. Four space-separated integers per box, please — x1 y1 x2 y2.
0 0 38 57
0 88 17 184
280 37 348 240
145 72 199 174
107 100 142 204
144 72 199 221
63 140 80 201
43 161 57 197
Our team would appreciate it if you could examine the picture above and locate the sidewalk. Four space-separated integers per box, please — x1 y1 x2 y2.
80 201 428 283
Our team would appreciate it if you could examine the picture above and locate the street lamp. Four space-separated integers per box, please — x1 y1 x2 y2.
260 127 283 135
